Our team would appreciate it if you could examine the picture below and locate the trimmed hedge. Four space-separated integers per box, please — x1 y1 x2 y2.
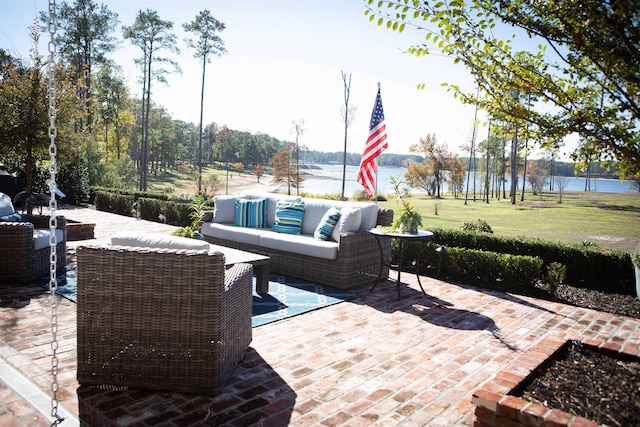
94 191 135 217
89 186 170 204
394 240 544 292
137 197 191 227
426 228 635 295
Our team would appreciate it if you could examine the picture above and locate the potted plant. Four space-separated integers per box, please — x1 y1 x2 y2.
172 196 207 240
389 175 422 234
632 243 640 299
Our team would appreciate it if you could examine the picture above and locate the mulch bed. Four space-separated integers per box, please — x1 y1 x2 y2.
518 342 640 427
490 282 640 426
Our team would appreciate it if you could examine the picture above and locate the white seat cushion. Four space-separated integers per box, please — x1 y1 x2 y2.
201 223 268 246
259 232 338 260
33 229 64 251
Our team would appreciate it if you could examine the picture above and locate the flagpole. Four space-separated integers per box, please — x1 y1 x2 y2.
374 82 380 202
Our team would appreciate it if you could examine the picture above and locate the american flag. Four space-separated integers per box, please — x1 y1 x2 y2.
357 87 388 198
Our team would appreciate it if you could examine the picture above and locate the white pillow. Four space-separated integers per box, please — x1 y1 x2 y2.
212 196 240 223
331 208 362 243
0 193 15 217
111 231 210 251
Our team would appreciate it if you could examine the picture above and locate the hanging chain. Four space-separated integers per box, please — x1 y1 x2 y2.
47 1 64 425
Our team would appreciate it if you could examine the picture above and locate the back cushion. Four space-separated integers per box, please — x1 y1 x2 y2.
234 198 267 228
272 200 305 235
111 231 210 251
212 195 239 223
331 208 362 242
300 198 378 235
0 193 15 217
248 193 300 227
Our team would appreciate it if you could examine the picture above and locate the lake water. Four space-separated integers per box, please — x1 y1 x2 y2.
292 163 636 196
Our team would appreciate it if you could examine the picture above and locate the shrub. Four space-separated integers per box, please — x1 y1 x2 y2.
546 262 567 295
94 191 135 216
137 197 191 226
461 219 493 233
392 240 544 290
429 228 635 295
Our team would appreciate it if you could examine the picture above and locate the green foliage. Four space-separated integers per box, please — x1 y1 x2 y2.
57 154 90 205
390 175 422 233
546 262 567 295
94 191 135 216
407 240 544 289
632 244 640 267
429 228 635 295
137 197 192 227
188 196 207 230
366 0 640 177
461 219 493 233
89 187 171 204
171 226 197 238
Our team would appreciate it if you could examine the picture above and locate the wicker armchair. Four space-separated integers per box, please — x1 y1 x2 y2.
0 193 66 283
76 244 254 395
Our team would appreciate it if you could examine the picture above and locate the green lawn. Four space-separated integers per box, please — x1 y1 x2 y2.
145 165 640 254
376 191 640 253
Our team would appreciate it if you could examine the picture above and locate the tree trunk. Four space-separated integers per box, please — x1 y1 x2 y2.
510 126 519 204
197 55 207 193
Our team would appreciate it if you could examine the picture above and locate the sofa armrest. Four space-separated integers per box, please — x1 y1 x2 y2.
202 210 214 223
376 208 394 227
0 221 35 240
222 262 253 313
224 262 253 292
336 230 380 255
25 215 67 230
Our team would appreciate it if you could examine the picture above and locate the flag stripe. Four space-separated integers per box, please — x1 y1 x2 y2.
357 88 388 198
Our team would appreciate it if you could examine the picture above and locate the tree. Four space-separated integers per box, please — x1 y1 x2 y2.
448 157 466 199
556 175 568 204
526 160 546 198
340 71 356 200
366 1 640 178
254 165 264 183
270 146 301 195
408 133 449 198
0 27 82 203
41 0 119 132
183 10 227 193
404 162 435 195
94 63 133 160
290 119 307 195
124 9 180 191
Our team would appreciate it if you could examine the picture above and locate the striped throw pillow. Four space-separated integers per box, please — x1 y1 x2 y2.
314 208 341 241
234 198 267 228
272 200 305 234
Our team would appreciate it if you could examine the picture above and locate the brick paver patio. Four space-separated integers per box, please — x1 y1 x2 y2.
1 205 639 426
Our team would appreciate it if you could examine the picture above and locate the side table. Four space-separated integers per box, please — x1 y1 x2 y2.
369 228 434 300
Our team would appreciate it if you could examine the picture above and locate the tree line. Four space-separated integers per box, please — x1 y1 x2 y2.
1 0 637 205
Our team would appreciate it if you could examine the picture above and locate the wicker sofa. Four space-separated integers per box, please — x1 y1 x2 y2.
76 244 253 395
0 192 66 283
200 193 393 289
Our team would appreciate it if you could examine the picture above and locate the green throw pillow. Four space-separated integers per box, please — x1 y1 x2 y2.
314 208 341 241
272 200 305 234
234 198 267 228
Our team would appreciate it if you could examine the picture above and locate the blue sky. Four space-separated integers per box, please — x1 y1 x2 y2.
1 0 517 157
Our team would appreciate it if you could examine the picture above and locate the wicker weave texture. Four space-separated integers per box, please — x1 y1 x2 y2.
203 208 394 289
0 215 67 283
76 245 253 395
